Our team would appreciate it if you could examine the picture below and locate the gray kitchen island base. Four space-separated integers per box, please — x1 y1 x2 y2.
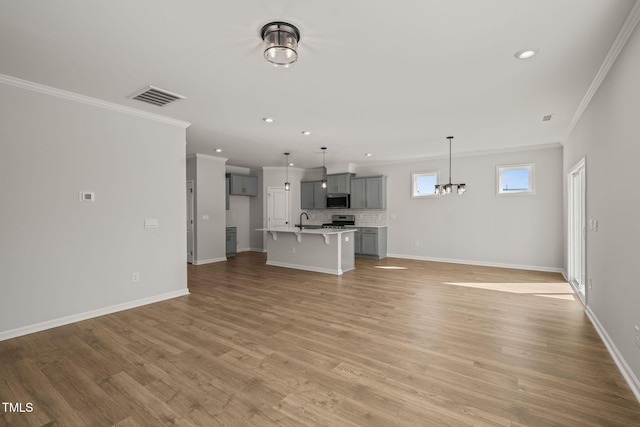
260 227 355 275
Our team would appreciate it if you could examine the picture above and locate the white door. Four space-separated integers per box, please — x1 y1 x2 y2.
267 187 290 229
186 180 195 263
568 158 586 300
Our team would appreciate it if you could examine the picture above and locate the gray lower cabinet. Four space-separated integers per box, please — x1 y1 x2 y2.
350 176 387 209
300 180 326 209
226 226 237 257
352 227 387 259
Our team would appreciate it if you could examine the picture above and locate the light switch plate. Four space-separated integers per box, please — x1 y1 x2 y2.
144 219 159 228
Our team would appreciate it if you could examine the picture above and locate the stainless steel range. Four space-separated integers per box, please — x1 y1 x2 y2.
322 214 356 229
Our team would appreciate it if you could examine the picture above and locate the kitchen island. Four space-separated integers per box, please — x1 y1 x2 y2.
258 226 355 275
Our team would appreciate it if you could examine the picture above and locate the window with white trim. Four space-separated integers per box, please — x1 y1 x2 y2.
411 171 439 198
496 163 535 195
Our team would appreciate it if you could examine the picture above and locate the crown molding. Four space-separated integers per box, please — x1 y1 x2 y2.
355 142 563 168
0 73 191 129
187 153 228 162
566 0 640 138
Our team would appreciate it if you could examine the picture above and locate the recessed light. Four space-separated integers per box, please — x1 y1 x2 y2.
515 48 538 59
301 130 312 135
263 117 275 123
365 153 373 157
215 148 223 153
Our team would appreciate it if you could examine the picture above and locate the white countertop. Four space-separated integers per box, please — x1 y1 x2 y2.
257 226 355 234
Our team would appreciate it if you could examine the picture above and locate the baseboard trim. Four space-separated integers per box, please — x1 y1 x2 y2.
192 257 227 265
561 269 568 282
585 306 640 403
0 288 190 342
387 253 564 274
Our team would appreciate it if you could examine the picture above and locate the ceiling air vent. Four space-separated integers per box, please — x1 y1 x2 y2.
130 85 186 107
542 114 553 122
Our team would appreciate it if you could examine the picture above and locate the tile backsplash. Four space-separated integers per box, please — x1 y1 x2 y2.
304 209 387 227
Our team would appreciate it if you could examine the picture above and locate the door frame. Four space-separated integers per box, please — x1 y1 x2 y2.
186 180 195 264
567 157 586 303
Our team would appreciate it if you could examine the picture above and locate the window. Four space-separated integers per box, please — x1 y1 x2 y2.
496 163 535 195
411 171 439 198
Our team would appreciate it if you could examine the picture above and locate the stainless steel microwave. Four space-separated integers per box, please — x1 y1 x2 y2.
326 193 350 209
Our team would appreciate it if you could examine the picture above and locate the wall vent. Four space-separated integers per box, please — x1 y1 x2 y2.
130 85 186 107
542 114 553 122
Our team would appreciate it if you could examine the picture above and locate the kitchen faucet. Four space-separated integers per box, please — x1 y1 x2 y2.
298 212 309 228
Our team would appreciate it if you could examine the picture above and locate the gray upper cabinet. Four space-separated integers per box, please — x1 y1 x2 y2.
301 180 326 209
350 176 387 209
227 173 258 196
326 173 354 194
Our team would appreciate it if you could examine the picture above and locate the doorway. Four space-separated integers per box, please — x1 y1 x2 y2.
186 180 195 263
568 158 586 302
267 187 290 229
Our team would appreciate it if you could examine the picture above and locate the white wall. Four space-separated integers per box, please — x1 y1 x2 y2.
564 22 640 395
188 154 226 264
249 169 264 251
355 146 564 271
0 81 189 338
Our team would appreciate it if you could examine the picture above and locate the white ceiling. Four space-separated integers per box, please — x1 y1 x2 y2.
0 0 636 169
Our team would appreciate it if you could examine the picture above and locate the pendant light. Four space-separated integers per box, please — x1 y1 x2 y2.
434 136 466 196
320 147 328 189
261 22 301 67
284 152 291 191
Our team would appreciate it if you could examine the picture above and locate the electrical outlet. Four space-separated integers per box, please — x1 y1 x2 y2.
132 272 140 283
634 325 640 348
414 240 420 247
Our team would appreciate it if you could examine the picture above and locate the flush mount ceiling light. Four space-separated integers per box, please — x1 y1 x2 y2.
215 148 223 153
434 136 466 196
283 152 291 191
261 21 300 67
263 117 275 123
514 48 539 59
301 130 312 135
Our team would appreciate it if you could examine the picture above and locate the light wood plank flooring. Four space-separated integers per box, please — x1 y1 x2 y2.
1 252 639 426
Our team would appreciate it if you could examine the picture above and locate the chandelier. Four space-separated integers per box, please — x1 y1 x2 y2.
435 136 466 195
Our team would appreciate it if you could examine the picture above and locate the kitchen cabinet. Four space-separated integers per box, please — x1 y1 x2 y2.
326 173 354 194
227 173 258 196
300 180 326 209
350 176 387 209
352 227 387 259
226 226 237 257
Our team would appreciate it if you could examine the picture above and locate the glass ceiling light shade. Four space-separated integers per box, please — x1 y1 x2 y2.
261 22 300 67
284 152 291 191
434 136 466 196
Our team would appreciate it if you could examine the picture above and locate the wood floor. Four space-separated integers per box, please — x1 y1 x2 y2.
1 252 639 426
